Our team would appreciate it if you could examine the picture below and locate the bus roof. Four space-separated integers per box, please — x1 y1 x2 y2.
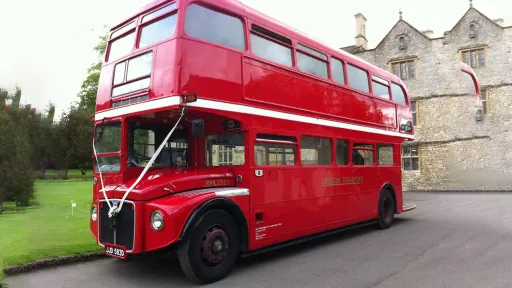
110 0 403 85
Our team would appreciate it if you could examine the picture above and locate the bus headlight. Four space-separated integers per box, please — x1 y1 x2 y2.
91 205 98 221
150 210 164 231
93 177 98 185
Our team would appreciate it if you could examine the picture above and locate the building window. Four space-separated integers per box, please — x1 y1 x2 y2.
411 100 417 126
469 24 476 38
481 89 488 114
461 47 485 68
391 59 415 80
402 145 419 171
399 37 405 50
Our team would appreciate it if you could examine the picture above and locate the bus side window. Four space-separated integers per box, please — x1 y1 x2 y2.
377 144 394 165
185 4 246 51
254 134 297 166
391 83 407 105
336 140 349 165
300 136 332 166
347 64 370 93
352 143 374 166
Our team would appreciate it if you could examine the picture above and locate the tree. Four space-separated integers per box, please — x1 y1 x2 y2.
78 27 109 114
11 85 22 108
1 103 35 207
54 106 93 178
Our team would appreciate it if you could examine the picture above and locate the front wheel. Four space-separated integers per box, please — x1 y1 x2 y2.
375 189 395 230
177 209 240 284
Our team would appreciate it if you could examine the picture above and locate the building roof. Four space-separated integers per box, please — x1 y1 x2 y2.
342 5 509 54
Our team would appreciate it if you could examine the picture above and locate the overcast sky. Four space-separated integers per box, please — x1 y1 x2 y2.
0 0 509 119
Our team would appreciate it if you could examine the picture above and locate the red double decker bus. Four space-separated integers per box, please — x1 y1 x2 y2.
87 0 463 283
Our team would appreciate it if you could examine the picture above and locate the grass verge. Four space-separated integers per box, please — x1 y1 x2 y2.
0 181 101 280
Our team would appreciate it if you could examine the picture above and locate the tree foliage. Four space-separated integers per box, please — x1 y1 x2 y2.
0 28 109 211
78 28 109 114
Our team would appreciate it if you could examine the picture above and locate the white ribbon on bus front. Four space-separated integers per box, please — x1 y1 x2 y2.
106 108 185 218
93 138 113 211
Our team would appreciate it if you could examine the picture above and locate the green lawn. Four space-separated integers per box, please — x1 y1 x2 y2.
0 181 101 278
40 169 93 180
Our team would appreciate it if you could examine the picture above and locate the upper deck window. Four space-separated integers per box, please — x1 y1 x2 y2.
111 22 135 40
391 83 407 105
250 32 292 67
142 3 177 23
347 64 369 93
112 52 153 97
372 75 390 100
297 44 327 60
139 14 178 48
330 58 345 85
296 44 328 79
185 4 245 51
109 32 135 62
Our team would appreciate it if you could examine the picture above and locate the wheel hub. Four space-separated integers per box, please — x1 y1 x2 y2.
201 226 229 267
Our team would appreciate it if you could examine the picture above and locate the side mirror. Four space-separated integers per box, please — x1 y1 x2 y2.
191 119 204 137
400 118 413 133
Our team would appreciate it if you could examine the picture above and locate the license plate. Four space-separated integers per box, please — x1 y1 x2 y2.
105 244 127 259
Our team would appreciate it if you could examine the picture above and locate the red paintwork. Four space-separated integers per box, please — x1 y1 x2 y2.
113 168 236 200
89 0 430 257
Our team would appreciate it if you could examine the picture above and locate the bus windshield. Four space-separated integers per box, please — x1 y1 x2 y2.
94 121 122 172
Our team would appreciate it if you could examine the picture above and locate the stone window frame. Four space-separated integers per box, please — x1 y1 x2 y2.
410 100 418 126
401 144 420 172
460 46 487 68
389 58 416 80
481 88 489 114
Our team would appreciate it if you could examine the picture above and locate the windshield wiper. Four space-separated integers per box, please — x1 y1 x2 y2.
96 118 107 144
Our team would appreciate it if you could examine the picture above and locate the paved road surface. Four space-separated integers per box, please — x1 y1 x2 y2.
7 192 512 288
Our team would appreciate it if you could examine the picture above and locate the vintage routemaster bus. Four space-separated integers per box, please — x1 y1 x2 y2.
89 0 479 283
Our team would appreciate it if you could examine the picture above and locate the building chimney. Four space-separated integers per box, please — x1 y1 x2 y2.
494 18 504 26
422 29 434 38
354 13 368 50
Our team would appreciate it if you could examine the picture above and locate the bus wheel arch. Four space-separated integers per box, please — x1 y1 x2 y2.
381 183 397 213
179 198 249 253
375 184 396 230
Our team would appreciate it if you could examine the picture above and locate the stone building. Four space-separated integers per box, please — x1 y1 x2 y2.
342 1 512 191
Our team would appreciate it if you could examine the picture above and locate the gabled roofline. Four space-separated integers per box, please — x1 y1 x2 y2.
450 7 503 32
350 6 507 54
372 19 430 51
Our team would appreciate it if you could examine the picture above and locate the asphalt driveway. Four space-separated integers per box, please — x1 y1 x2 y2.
7 192 512 288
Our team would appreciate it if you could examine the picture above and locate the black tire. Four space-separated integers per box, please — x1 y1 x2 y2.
177 209 240 284
375 189 395 230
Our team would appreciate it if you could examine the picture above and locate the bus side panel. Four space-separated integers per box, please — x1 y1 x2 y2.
179 39 244 104
373 98 397 128
249 168 301 250
245 60 379 127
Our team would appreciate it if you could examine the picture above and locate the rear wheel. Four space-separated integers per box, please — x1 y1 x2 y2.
177 209 240 284
375 189 395 229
